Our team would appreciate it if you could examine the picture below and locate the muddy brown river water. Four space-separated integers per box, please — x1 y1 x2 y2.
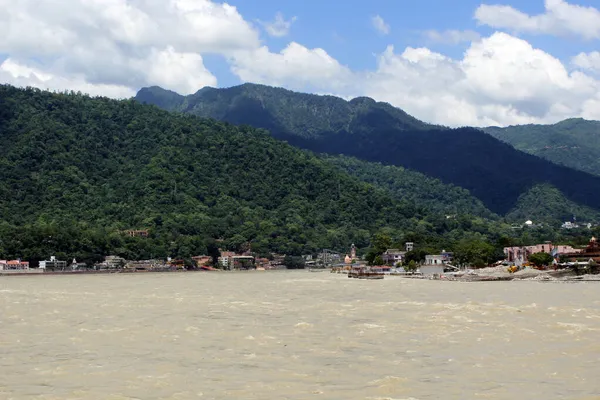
1 271 600 399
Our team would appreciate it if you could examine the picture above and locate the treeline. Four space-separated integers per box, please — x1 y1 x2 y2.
0 85 499 263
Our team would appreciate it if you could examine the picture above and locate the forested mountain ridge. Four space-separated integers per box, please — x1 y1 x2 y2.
135 83 439 139
0 85 510 264
483 118 600 176
135 84 600 216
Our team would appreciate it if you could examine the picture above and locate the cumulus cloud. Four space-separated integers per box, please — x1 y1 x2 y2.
1 0 599 127
371 15 390 35
424 29 481 44
475 0 600 39
230 32 600 127
0 58 135 98
230 42 354 92
572 51 600 73
0 0 257 95
259 12 297 37
365 32 600 126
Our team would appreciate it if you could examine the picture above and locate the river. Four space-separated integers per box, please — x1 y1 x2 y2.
1 271 599 399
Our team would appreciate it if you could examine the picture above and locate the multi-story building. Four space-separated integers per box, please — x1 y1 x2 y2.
39 256 67 271
504 242 582 265
0 259 30 270
382 249 406 265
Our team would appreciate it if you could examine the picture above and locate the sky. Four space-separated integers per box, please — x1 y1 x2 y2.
1 0 600 127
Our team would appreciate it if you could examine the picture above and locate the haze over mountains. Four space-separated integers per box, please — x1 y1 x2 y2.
135 83 600 218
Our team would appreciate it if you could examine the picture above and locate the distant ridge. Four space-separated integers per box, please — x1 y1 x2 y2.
483 118 600 177
135 84 600 216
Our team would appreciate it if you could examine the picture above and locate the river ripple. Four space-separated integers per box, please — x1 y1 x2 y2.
1 271 599 399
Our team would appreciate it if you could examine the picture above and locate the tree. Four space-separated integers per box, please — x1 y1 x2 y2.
453 238 497 268
404 260 418 273
372 232 392 254
528 252 554 268
283 255 305 269
365 250 377 265
373 255 384 266
404 249 426 264
207 243 221 268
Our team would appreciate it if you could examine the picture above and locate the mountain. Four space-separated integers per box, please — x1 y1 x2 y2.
135 84 600 216
323 155 496 220
135 84 439 139
0 85 508 264
506 184 600 225
483 118 600 177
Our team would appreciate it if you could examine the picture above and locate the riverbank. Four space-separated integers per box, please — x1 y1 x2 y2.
418 266 600 282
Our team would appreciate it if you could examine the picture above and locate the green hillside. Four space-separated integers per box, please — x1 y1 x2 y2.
323 155 496 219
484 118 600 176
135 84 600 217
506 184 600 225
0 85 512 264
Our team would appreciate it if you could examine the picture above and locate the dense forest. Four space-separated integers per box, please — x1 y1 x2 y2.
323 155 496 219
484 118 600 177
0 85 525 265
135 84 600 216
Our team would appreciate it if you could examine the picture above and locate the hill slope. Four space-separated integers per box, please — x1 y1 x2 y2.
135 84 600 216
323 155 496 219
0 85 509 263
483 118 600 176
506 184 600 225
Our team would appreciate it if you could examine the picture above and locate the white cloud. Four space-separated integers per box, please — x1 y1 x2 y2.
424 29 481 44
0 0 257 95
230 42 354 92
259 12 297 37
363 32 600 126
229 31 600 127
475 0 600 39
0 58 135 98
371 15 390 35
1 0 599 128
572 51 600 72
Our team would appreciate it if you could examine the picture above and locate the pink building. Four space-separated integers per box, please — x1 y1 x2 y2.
0 260 30 270
504 242 581 264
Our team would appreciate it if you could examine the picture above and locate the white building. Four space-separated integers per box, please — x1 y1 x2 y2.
420 254 447 276
39 256 67 271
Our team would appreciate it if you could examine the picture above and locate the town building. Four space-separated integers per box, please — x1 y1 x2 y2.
504 242 581 265
192 255 212 267
218 251 255 269
0 259 30 270
39 256 67 271
382 249 406 265
421 251 456 275
96 255 126 270
125 230 149 238
69 259 88 270
425 254 445 265
562 237 600 263
218 251 235 268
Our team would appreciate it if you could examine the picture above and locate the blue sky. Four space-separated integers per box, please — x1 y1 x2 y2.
1 0 599 126
208 0 598 86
